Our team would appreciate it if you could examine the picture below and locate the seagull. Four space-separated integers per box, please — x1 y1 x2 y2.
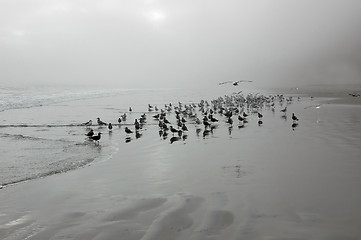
135 119 140 130
86 129 94 137
257 112 263 118
170 136 180 144
292 113 299 121
209 115 219 122
218 80 253 86
125 127 133 135
226 117 233 125
280 107 287 114
203 119 211 128
97 117 107 126
82 120 92 126
349 93 360 97
135 131 142 139
90 132 102 143
118 118 122 124
108 123 113 131
170 126 180 135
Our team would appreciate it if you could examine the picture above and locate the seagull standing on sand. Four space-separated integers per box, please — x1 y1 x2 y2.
108 123 113 131
125 127 133 135
83 120 92 126
97 117 107 126
90 132 102 144
170 126 180 135
218 80 253 86
292 113 299 121
86 129 94 137
181 123 188 131
280 107 287 114
226 117 233 125
135 119 141 130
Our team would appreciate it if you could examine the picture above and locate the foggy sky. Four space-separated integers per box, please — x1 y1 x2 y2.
1 0 360 89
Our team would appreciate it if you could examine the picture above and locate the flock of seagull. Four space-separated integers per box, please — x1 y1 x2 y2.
82 91 300 144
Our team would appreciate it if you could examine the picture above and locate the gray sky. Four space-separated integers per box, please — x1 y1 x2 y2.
1 0 360 89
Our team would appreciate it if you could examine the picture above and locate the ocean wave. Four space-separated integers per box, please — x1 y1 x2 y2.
0 132 76 143
1 156 96 188
0 136 103 187
0 87 131 112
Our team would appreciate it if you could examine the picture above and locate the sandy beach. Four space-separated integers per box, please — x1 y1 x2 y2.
1 86 361 240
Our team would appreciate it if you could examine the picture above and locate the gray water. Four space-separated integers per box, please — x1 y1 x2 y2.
0 86 230 186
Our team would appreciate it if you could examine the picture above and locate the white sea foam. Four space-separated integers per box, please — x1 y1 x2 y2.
0 86 130 112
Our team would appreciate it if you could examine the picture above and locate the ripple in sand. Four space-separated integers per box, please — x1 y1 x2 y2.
103 197 167 222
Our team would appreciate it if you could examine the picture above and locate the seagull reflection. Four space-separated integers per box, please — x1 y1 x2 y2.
135 130 142 139
125 136 132 143
162 131 168 139
228 126 233 135
170 136 180 144
292 122 299 131
182 134 188 141
238 124 245 129
203 129 211 138
196 128 202 137
203 127 215 138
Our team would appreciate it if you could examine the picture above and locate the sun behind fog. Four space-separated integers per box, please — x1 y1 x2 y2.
148 10 165 21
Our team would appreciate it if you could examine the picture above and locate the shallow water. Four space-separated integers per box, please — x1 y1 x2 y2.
0 86 361 239
0 86 233 186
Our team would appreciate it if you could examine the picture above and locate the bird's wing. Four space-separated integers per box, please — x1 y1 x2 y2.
218 81 233 85
236 80 253 83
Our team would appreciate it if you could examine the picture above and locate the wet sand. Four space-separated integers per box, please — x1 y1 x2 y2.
1 87 361 240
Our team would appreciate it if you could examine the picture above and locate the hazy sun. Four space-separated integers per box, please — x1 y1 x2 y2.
149 10 165 21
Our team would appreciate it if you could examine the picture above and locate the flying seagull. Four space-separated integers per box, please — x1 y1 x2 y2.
218 80 253 86
349 93 360 97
